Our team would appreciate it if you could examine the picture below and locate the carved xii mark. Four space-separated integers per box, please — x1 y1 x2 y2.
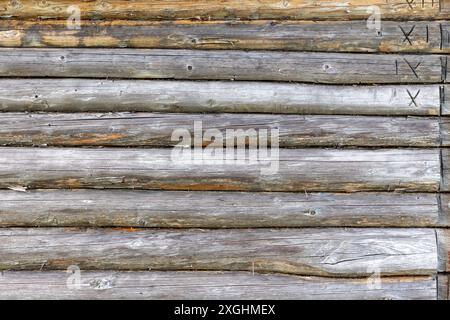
406 89 420 107
407 0 439 9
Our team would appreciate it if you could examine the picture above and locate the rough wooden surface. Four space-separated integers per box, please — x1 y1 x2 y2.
0 228 437 276
0 0 448 21
438 274 449 300
0 190 440 228
437 149 450 191
437 229 450 272
437 119 450 146
0 271 437 300
0 79 440 116
439 86 450 115
1 20 450 53
0 113 441 148
438 195 450 226
0 48 444 84
0 148 441 192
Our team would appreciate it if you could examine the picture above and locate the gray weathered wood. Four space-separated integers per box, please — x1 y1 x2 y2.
0 228 437 276
0 113 441 148
0 148 441 192
437 150 450 191
437 230 450 274
0 190 440 228
0 49 444 84
438 274 449 300
437 229 450 272
0 79 440 116
1 20 449 53
0 271 437 300
438 195 450 226
0 0 447 21
439 85 450 115
439 119 450 146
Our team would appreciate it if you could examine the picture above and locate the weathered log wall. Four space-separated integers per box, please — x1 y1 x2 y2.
1 0 450 301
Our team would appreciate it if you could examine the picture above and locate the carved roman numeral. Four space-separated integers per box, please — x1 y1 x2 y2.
406 89 421 107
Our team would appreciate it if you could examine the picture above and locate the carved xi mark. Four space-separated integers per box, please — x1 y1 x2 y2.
406 89 420 107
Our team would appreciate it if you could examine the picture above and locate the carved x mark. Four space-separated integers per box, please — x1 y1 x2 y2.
399 25 416 45
406 0 415 9
403 58 422 79
406 89 420 107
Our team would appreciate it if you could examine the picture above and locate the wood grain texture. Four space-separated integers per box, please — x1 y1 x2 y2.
0 271 437 300
439 85 450 115
0 48 444 84
437 119 450 146
437 149 450 191
437 229 450 272
438 274 449 300
0 113 441 148
0 148 441 192
0 190 440 228
0 228 437 276
0 0 448 21
438 195 450 226
0 79 440 116
1 20 449 53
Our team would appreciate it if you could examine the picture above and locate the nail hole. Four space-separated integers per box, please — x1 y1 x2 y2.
306 210 316 216
187 65 193 71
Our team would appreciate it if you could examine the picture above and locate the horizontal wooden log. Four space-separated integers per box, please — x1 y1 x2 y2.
1 20 450 54
0 148 441 192
0 228 437 276
0 79 440 116
0 271 437 300
0 0 448 21
0 48 445 84
0 113 442 148
0 190 440 228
